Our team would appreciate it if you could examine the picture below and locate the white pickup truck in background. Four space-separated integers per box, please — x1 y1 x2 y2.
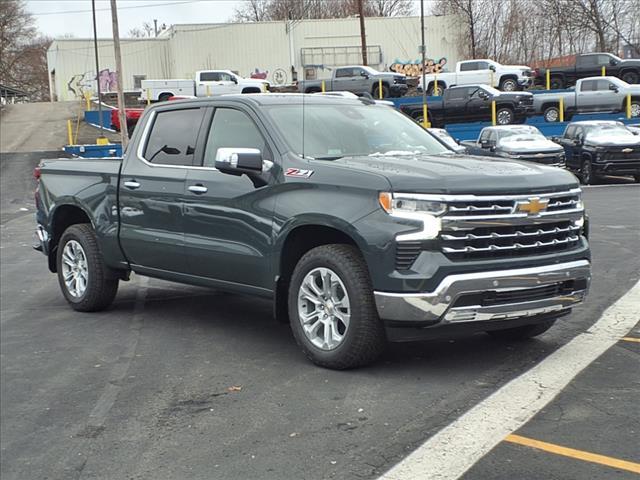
140 70 269 101
418 59 533 95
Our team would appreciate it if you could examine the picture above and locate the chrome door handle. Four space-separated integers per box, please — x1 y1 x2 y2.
124 180 141 189
188 184 208 194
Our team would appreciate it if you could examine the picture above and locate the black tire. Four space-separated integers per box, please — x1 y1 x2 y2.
633 174 640 183
426 82 446 96
580 158 594 185
305 87 321 94
629 99 640 118
621 71 639 84
499 77 518 91
56 224 119 312
496 107 514 125
550 77 564 90
373 84 390 99
487 319 556 341
543 106 560 122
288 244 386 369
158 92 172 102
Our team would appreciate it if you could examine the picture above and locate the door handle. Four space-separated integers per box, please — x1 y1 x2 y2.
188 184 208 194
124 180 141 190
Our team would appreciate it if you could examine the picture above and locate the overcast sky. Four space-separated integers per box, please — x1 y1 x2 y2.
26 0 241 39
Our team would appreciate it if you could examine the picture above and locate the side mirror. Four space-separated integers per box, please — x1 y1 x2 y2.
361 72 369 79
609 58 617 66
489 65 496 72
215 148 263 174
609 84 619 92
489 145 496 152
231 76 238 84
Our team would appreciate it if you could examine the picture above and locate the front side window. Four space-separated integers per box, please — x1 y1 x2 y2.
476 61 489 70
143 108 205 166
596 79 614 91
203 108 267 167
564 126 576 139
219 72 235 82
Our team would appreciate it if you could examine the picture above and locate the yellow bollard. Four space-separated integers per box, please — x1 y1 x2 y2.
206 85 211 97
378 79 383 99
146 88 151 106
601 65 606 76
67 119 73 146
627 94 632 119
546 70 551 90
491 100 496 126
559 97 564 122
84 92 91 111
422 103 430 128
96 136 109 145
321 80 326 93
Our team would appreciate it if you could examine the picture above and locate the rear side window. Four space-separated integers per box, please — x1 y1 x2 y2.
203 108 268 167
447 88 468 100
143 108 205 166
581 80 597 91
200 72 220 81
459 62 478 72
335 68 354 78
578 55 596 67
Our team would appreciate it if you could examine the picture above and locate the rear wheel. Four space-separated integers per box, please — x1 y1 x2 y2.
56 224 119 312
487 319 556 341
426 82 446 96
158 92 172 102
496 107 514 125
288 244 386 369
499 78 518 91
629 99 640 118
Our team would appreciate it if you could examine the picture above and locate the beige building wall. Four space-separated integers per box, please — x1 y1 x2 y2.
47 14 462 100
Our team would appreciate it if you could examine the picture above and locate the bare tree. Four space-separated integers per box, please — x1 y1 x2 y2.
0 0 51 101
128 21 157 38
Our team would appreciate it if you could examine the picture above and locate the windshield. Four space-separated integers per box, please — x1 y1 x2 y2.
266 103 451 159
585 124 635 139
480 86 501 96
497 128 545 143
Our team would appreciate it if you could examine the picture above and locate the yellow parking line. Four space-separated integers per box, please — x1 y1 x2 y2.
621 337 640 343
505 434 640 474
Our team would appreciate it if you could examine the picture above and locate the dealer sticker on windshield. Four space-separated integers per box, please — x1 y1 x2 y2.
285 168 314 178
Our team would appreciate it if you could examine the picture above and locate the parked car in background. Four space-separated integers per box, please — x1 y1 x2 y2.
533 53 640 89
34 94 591 369
461 125 565 167
297 66 407 98
553 120 640 184
141 70 269 102
418 59 533 95
400 85 534 127
533 77 640 122
427 128 466 153
110 107 144 136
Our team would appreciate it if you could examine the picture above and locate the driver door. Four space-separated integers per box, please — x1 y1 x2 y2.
182 106 276 291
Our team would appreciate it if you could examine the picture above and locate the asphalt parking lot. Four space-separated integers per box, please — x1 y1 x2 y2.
1 143 639 479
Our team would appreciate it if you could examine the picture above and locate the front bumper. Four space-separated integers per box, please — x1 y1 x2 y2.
593 161 640 176
375 259 590 328
518 77 532 87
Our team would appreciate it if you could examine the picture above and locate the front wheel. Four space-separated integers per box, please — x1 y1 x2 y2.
580 158 594 185
56 224 119 312
621 71 639 84
550 77 564 90
499 78 518 91
487 319 556 341
496 107 514 125
288 244 386 369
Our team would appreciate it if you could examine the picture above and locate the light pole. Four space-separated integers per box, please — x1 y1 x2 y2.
420 0 427 127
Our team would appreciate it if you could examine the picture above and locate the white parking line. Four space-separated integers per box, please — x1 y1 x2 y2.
379 281 640 480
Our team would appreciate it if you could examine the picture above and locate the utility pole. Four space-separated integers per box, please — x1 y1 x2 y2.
110 0 128 147
357 0 367 65
154 19 158 37
420 0 427 126
91 0 105 140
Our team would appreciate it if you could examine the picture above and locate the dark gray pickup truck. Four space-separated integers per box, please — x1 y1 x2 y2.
34 94 591 369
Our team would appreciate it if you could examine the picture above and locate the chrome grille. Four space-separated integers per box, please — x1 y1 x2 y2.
438 189 584 260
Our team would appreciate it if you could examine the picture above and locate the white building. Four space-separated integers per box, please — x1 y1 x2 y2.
47 14 463 101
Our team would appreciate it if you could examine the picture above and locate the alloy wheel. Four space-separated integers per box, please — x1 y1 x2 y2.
297 267 351 351
61 240 89 298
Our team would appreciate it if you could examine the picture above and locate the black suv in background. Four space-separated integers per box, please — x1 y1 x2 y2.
554 120 640 184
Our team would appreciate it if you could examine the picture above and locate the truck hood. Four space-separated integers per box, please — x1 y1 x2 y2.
498 137 563 153
333 154 577 194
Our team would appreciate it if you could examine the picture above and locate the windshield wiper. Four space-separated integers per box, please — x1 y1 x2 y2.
312 155 345 160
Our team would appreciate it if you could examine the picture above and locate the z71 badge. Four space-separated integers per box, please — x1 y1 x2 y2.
285 168 314 178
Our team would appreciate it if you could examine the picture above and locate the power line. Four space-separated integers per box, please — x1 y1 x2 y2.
32 0 202 16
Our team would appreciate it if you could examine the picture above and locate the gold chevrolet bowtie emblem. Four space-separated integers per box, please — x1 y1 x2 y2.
516 197 549 215
622 148 633 153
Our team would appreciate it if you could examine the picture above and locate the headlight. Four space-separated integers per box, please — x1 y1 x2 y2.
379 193 445 241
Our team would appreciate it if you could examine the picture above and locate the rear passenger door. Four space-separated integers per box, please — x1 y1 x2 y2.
119 106 206 273
332 68 356 92
182 106 277 291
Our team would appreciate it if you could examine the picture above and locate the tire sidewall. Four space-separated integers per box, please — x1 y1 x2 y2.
500 79 517 91
544 107 559 122
581 159 593 185
496 107 514 125
288 249 375 365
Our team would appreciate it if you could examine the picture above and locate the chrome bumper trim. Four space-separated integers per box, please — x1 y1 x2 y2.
32 225 49 253
374 260 590 324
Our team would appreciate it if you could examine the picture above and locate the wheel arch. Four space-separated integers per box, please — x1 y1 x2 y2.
272 220 369 323
48 203 95 272
241 87 262 94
